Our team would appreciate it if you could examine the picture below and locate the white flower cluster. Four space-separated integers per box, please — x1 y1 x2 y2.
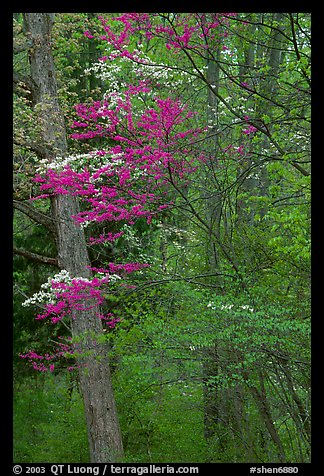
35 151 125 175
36 153 95 174
22 270 72 307
289 131 310 152
207 302 254 312
22 269 122 308
205 95 257 130
102 90 126 108
156 222 196 238
79 220 92 230
85 45 196 98
97 272 122 283
86 63 126 92
239 304 254 312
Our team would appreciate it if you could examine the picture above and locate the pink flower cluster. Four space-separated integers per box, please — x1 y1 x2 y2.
88 231 124 245
99 313 121 328
34 276 109 323
92 13 236 54
89 263 150 275
34 90 204 230
33 263 148 327
242 115 258 136
242 125 258 135
20 337 74 373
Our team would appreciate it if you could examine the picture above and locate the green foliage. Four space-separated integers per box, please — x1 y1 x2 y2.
109 280 310 462
13 374 89 463
13 12 311 464
13 210 60 372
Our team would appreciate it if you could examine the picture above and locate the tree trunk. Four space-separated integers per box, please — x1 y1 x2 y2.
202 343 219 439
245 371 286 462
23 13 124 462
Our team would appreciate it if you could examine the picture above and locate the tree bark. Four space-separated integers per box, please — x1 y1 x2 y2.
22 13 124 462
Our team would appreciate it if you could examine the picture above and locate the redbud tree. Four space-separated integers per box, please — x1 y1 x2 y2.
20 13 227 370
21 12 264 372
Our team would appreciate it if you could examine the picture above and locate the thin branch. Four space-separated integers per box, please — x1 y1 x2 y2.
13 246 58 267
13 137 53 160
13 199 56 234
288 13 311 87
111 272 238 299
14 285 71 332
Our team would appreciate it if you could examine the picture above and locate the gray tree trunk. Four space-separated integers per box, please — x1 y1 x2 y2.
23 13 124 462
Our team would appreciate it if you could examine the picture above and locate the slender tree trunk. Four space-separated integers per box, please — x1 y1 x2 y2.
202 343 219 439
278 359 311 445
201 31 242 446
23 13 124 462
205 40 222 273
201 37 223 442
245 371 286 462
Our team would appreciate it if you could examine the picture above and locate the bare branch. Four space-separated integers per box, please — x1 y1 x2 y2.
13 199 56 234
13 246 58 267
14 137 52 160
